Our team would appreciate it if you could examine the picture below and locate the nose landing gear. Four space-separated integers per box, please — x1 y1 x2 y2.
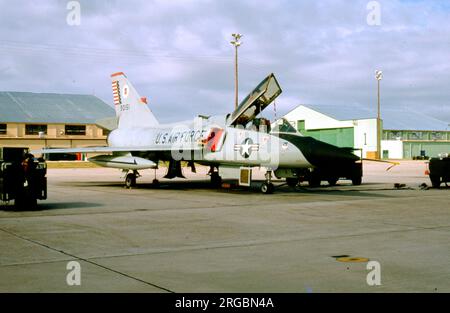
261 171 274 194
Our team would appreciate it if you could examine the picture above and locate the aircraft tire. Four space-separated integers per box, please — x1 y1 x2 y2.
14 187 38 211
351 175 362 186
327 177 338 186
308 176 321 188
125 173 137 188
261 182 274 194
430 175 441 188
286 178 298 188
211 173 222 187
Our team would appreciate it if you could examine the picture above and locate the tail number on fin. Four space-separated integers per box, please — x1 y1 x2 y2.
119 104 130 112
110 71 159 127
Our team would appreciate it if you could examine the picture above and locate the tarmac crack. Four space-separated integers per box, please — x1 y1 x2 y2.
0 227 175 293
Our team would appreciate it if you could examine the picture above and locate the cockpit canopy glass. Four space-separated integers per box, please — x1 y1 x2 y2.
228 73 282 126
271 118 299 134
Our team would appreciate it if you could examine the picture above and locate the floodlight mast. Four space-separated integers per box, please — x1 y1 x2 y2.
231 33 243 110
375 70 383 159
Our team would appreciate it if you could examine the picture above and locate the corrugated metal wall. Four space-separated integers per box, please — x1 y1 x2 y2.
403 142 450 158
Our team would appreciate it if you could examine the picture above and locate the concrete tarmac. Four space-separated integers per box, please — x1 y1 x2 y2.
0 161 448 292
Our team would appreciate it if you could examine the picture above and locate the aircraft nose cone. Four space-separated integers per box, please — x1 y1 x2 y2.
279 134 360 167
303 138 359 167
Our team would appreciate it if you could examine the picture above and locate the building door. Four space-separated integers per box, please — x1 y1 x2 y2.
297 120 305 133
403 143 411 159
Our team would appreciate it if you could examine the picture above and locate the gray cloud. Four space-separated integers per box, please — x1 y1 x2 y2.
0 0 449 123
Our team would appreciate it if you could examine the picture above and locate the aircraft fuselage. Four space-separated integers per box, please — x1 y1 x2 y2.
107 117 313 170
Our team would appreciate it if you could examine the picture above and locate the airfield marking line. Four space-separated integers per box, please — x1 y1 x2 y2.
2 224 449 268
0 227 175 293
51 224 443 262
1 223 447 268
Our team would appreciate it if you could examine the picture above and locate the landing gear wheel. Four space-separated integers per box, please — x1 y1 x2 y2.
14 187 37 210
152 179 160 187
125 173 136 188
261 182 274 194
327 177 338 186
430 175 441 188
210 172 222 187
14 198 37 210
351 176 362 186
286 178 298 188
27 198 38 210
308 176 321 188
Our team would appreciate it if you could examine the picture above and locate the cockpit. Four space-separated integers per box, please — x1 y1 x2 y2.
226 73 282 134
271 118 298 134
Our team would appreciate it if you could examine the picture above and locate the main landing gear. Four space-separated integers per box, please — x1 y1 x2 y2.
124 169 160 188
261 171 275 194
209 166 222 187
125 170 139 188
286 177 299 188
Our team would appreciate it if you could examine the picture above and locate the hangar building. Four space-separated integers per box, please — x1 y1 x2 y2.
0 92 115 156
283 104 450 159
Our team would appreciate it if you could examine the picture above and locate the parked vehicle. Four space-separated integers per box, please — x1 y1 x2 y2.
0 147 47 209
426 153 450 188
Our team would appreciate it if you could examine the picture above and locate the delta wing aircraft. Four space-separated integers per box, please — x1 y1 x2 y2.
36 72 362 194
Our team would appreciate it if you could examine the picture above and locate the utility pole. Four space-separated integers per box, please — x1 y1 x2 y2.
230 33 243 110
375 70 383 159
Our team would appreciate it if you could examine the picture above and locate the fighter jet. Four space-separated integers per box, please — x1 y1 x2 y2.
35 72 362 194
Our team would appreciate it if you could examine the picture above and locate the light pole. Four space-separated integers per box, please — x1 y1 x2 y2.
230 33 243 110
375 70 383 159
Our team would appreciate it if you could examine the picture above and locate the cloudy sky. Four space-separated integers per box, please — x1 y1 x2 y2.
0 0 449 123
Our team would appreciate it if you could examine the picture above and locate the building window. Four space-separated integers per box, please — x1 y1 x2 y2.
65 125 86 135
389 131 402 140
430 132 442 140
410 132 423 140
0 124 6 135
25 124 47 135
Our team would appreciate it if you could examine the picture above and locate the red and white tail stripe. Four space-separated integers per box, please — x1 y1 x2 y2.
112 80 121 105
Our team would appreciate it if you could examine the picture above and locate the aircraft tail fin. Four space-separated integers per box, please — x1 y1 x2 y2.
111 72 159 128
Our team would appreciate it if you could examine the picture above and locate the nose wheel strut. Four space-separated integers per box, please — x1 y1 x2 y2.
261 171 274 194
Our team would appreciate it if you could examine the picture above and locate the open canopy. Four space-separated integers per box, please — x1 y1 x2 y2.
228 73 282 126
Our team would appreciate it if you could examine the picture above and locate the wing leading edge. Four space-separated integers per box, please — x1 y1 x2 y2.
32 146 202 154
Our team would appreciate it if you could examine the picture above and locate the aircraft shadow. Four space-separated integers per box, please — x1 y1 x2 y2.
53 180 398 198
0 201 103 212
